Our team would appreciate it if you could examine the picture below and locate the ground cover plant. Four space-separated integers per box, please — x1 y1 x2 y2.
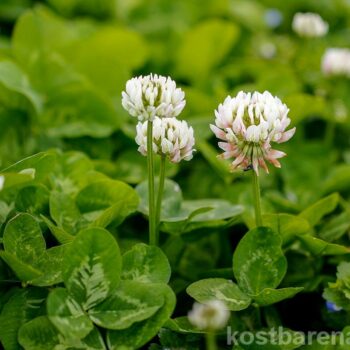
0 0 350 349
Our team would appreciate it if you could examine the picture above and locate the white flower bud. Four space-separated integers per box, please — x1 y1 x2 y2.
135 117 195 163
122 74 186 121
321 48 350 78
292 12 328 38
188 301 230 331
210 91 295 174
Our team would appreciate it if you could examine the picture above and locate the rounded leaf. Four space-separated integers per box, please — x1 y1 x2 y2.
47 288 93 340
63 227 122 309
121 243 171 284
18 316 59 350
107 284 176 349
89 281 165 330
187 278 251 311
233 227 287 296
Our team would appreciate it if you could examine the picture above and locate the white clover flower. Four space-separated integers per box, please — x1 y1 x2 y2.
292 12 328 38
122 74 186 121
188 300 230 331
135 117 195 163
210 91 295 174
321 48 350 78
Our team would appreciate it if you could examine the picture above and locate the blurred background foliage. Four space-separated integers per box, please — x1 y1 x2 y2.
0 0 350 214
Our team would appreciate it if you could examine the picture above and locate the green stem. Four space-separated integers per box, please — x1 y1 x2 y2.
205 332 217 350
155 155 166 246
147 120 156 245
252 170 263 227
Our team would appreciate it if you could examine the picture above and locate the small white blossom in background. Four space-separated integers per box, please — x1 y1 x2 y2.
188 300 230 331
122 74 186 121
321 48 350 78
292 12 328 38
0 176 5 191
259 42 277 59
211 91 295 174
135 117 195 163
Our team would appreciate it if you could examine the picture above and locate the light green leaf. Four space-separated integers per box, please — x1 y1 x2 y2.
89 281 164 330
137 178 242 234
30 245 68 286
187 278 251 311
319 211 350 242
63 26 148 95
76 179 139 228
12 8 80 67
2 151 56 182
322 165 350 194
0 251 42 282
42 85 118 138
176 19 240 82
298 235 350 256
164 317 206 334
49 191 84 234
15 185 49 215
0 60 42 113
3 213 46 264
253 287 304 307
233 227 287 296
63 227 122 309
121 243 171 284
18 316 59 350
0 288 47 350
262 214 311 245
47 288 93 340
299 193 339 227
136 178 182 220
41 216 74 244
107 284 176 350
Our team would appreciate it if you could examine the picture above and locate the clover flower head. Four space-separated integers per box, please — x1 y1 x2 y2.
122 74 186 121
292 12 328 38
321 48 350 78
188 300 230 331
211 91 295 174
135 117 195 163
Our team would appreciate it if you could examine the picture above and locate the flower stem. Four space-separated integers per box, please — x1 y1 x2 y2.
252 170 263 227
147 120 156 245
205 332 217 350
155 154 166 245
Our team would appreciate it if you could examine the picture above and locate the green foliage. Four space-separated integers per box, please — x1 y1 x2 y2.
233 227 287 296
324 262 350 311
137 178 243 234
0 0 350 348
187 278 251 311
121 243 171 284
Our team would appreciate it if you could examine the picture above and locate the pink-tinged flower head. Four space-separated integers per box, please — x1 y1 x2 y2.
135 117 195 163
211 91 295 174
122 74 186 121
